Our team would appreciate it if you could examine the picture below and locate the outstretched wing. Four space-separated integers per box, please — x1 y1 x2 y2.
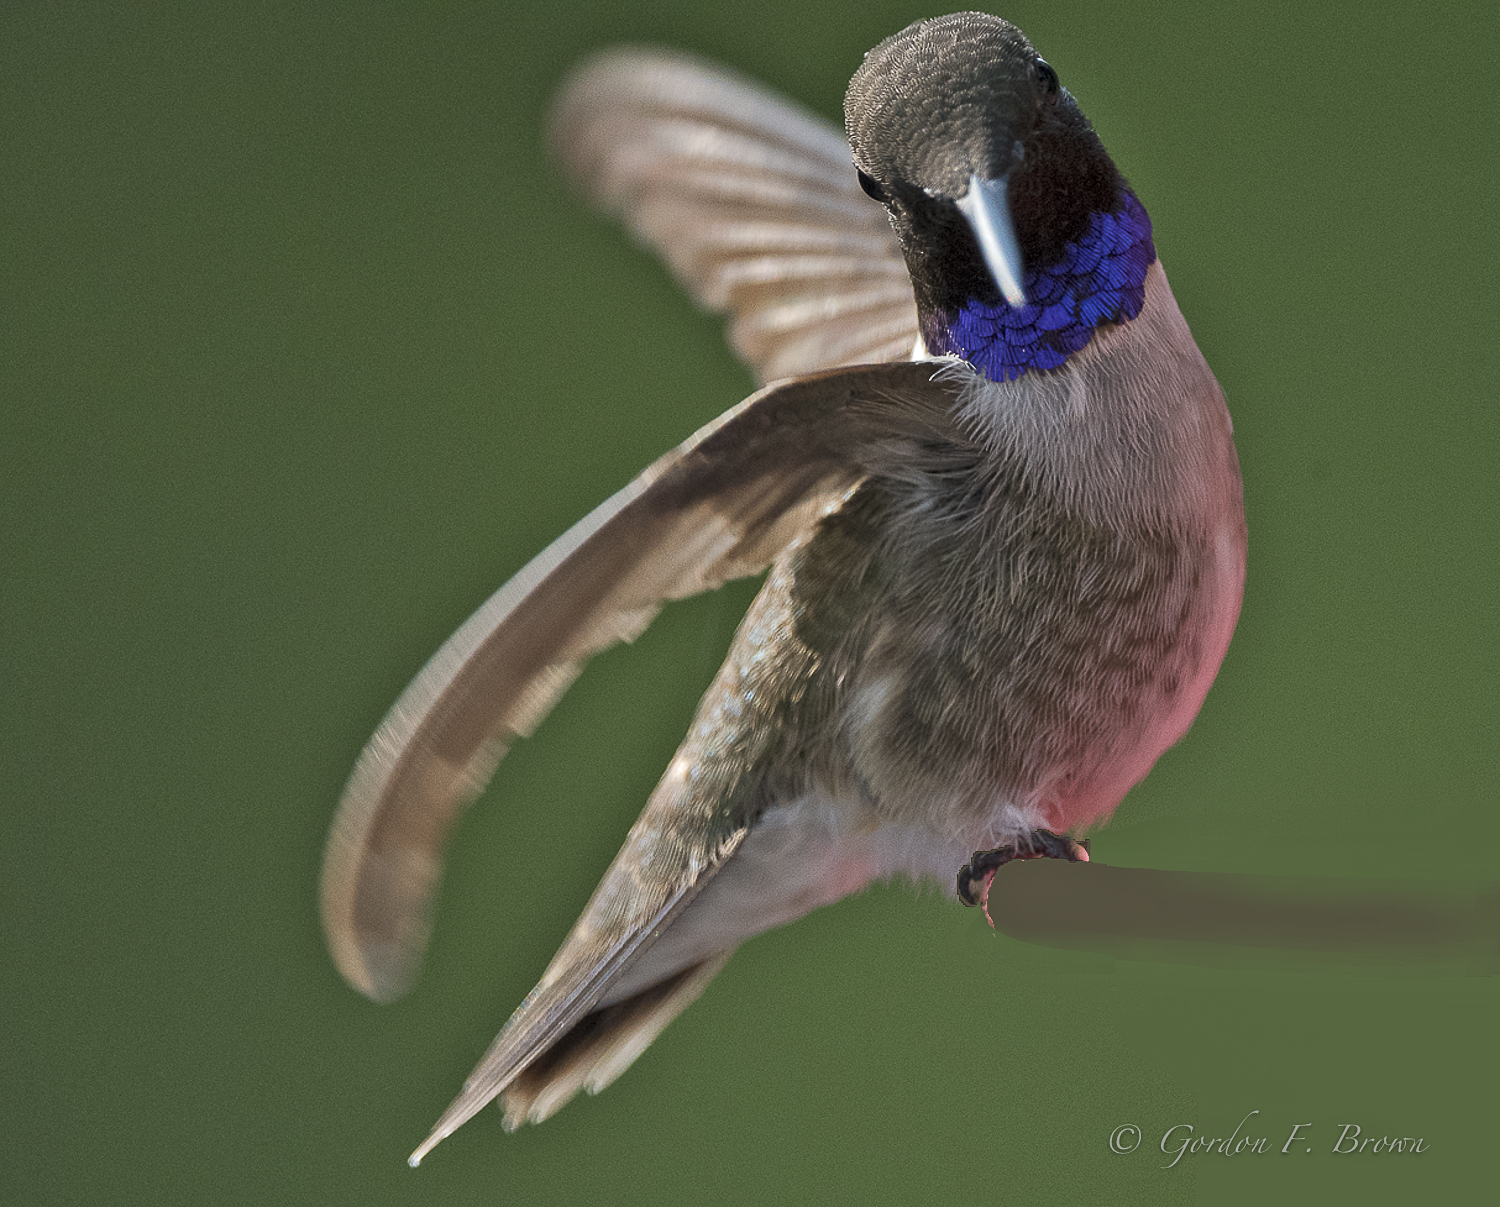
550 49 919 382
320 361 960 1004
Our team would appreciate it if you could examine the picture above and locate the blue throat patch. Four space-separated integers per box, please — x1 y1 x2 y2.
927 191 1156 383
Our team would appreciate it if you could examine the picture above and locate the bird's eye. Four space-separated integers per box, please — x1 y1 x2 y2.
856 168 887 202
1035 58 1060 98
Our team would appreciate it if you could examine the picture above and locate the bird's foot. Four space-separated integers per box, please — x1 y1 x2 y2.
956 830 1090 928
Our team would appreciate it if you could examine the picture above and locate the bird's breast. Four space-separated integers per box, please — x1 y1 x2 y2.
826 488 1236 844
817 262 1244 844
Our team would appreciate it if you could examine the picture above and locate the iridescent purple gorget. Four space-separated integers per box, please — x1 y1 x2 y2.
927 190 1155 383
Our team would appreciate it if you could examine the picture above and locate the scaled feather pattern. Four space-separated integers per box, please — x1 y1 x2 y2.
929 191 1156 381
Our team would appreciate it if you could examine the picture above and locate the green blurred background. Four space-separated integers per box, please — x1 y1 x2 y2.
5 2 1496 1203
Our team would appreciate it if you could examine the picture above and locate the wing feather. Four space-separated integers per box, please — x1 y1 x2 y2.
499 951 735 1130
549 49 919 382
320 361 959 1003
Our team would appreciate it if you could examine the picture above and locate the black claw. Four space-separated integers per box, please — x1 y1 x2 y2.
956 829 1086 908
956 845 1022 905
957 846 1013 905
1027 828 1084 861
956 865 981 906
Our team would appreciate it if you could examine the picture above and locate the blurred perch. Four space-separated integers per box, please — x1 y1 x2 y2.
985 860 1500 974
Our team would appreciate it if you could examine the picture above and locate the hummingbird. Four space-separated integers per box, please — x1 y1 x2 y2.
320 12 1245 1163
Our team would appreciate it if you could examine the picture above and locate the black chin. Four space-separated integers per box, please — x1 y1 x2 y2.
1008 96 1123 267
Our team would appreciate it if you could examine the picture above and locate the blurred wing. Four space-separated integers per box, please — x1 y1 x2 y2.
321 361 959 1003
550 48 919 382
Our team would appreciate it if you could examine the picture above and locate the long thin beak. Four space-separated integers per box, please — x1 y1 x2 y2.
955 173 1028 307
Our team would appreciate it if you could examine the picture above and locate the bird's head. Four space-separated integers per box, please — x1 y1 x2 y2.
846 13 1124 321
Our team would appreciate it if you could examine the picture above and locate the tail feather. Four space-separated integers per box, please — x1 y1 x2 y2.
500 951 735 1130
